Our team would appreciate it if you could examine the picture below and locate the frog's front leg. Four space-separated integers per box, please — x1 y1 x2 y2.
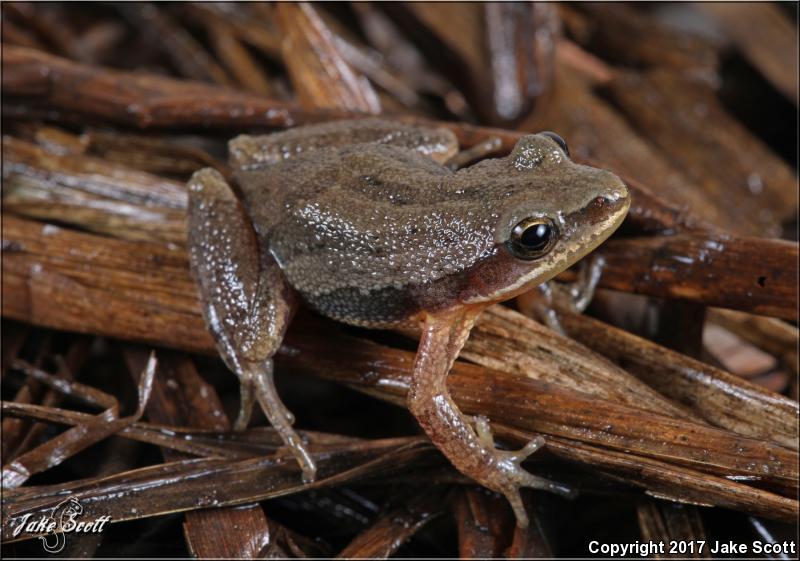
187 168 316 481
517 256 605 334
408 308 572 528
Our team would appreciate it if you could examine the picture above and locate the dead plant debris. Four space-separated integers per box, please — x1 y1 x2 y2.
1 2 797 558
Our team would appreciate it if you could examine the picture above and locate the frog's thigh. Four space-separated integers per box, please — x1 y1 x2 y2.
187 168 293 368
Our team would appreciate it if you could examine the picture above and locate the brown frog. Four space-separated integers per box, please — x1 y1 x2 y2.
187 119 630 526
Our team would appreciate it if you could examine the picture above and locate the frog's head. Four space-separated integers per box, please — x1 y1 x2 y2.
456 132 630 305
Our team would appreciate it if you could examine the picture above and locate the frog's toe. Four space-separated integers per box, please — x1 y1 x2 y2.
498 435 546 464
492 437 576 526
266 412 317 483
501 437 576 498
250 361 318 482
469 419 572 509
499 477 572 529
495 461 575 528
233 378 256 431
471 415 495 449
296 448 318 483
277 433 317 483
188 167 231 199
505 463 575 500
435 395 573 525
501 485 530 529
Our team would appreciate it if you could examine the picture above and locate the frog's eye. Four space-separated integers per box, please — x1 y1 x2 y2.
541 131 569 157
507 217 558 260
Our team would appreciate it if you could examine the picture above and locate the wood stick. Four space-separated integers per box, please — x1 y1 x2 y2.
2 217 797 481
3 45 736 239
5 134 795 320
605 68 797 239
123 348 275 558
274 3 381 114
588 233 798 321
700 3 798 104
707 308 799 374
335 489 445 558
554 310 798 450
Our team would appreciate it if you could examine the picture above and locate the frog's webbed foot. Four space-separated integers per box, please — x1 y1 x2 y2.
469 415 573 524
517 256 605 333
187 168 316 482
408 309 574 528
471 415 545 457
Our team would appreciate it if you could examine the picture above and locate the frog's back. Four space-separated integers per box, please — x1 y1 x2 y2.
230 118 458 241
233 139 500 327
229 119 458 170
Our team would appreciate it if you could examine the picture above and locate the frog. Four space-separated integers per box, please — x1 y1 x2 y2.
186 119 630 527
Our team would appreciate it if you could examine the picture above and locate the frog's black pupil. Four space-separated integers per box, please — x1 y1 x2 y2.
520 223 551 250
507 218 557 259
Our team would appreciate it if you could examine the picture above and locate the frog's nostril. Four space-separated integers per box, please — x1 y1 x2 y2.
588 183 630 218
592 193 619 208
602 191 626 206
600 177 630 208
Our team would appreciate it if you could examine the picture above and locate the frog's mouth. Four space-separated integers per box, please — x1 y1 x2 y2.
458 188 630 306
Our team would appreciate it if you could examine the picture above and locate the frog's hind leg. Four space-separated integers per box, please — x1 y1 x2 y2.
445 136 503 170
187 168 316 481
408 307 574 528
